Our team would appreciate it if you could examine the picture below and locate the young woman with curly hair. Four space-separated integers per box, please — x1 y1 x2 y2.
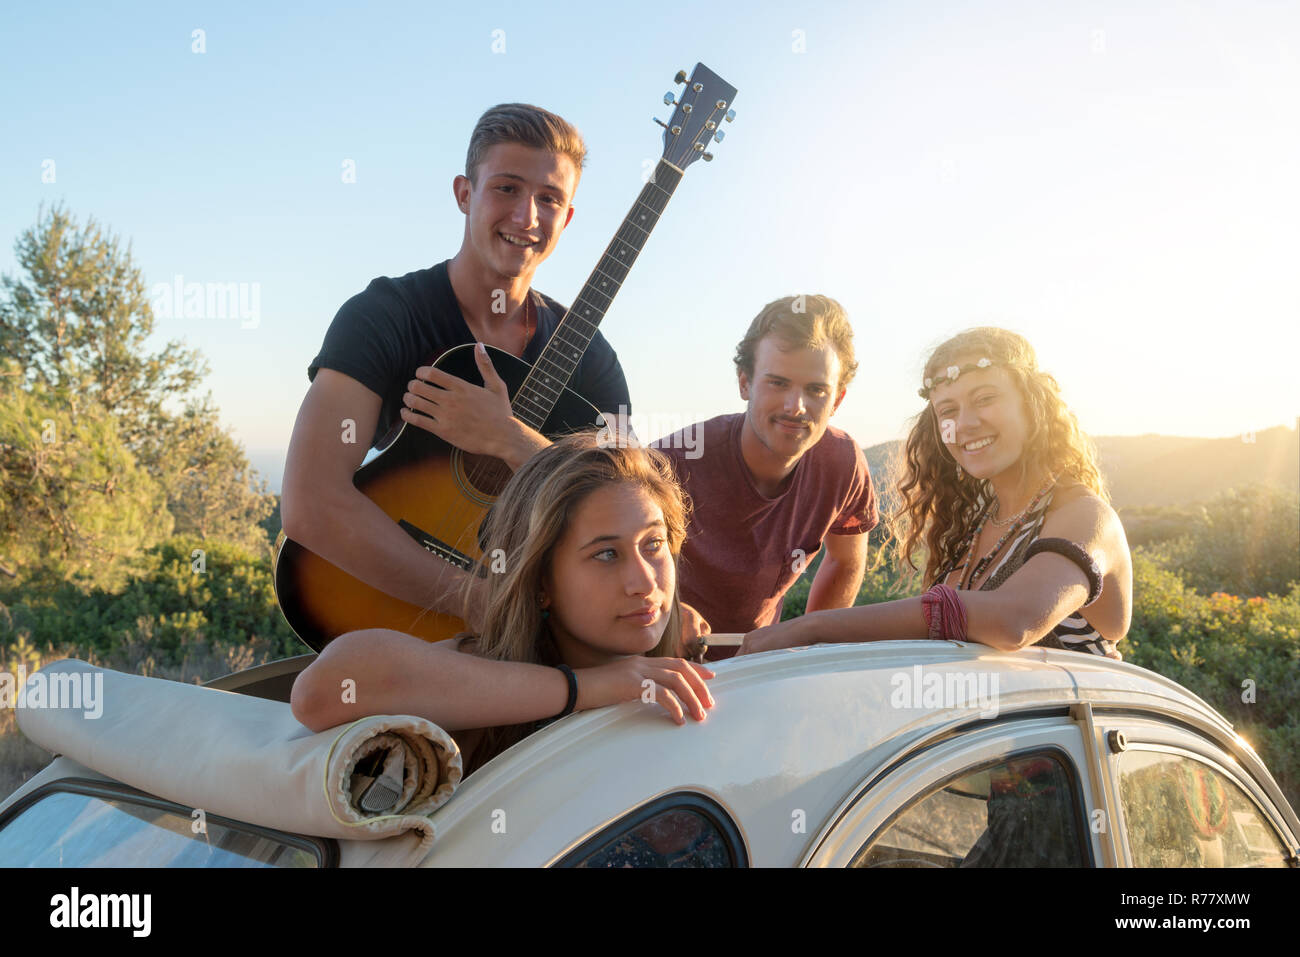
291 431 715 775
736 327 1132 659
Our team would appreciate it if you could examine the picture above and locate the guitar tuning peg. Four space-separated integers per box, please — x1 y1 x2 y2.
714 129 725 143
663 92 677 106
701 152 714 162
674 69 687 84
653 117 669 130
725 108 737 123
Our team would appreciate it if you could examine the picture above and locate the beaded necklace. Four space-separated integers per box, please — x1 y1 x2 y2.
956 476 1057 591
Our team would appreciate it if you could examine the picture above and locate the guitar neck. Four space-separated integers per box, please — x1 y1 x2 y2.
510 159 686 430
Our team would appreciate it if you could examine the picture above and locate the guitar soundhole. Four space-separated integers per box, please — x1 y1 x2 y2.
453 450 512 505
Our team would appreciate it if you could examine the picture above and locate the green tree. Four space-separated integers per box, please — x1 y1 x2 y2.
154 394 275 556
0 204 275 567
0 359 170 588
0 202 207 469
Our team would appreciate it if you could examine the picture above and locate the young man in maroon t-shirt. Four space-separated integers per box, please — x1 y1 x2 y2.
650 295 877 658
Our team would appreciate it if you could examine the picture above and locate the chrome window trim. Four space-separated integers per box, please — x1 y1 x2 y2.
802 705 1076 865
806 718 1096 868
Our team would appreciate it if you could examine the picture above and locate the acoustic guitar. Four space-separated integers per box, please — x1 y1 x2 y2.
274 63 738 652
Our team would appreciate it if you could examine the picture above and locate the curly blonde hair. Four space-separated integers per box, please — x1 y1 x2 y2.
884 327 1107 587
456 430 688 773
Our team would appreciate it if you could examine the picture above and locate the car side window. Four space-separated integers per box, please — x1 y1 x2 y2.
851 751 1088 868
556 793 746 868
0 785 325 867
1117 750 1290 867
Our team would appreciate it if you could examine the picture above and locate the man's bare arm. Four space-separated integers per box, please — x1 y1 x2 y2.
280 368 485 627
804 531 869 613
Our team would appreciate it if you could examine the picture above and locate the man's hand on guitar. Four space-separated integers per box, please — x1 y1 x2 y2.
401 342 548 469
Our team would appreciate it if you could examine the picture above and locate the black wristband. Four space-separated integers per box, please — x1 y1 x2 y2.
554 664 578 718
1024 537 1103 606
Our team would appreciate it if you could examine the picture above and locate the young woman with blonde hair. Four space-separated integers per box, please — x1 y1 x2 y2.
736 326 1132 658
291 431 715 775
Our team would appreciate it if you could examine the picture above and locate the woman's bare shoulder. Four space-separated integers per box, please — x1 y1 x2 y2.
1044 483 1131 578
1049 482 1121 528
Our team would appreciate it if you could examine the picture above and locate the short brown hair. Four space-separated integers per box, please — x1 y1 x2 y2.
733 294 859 392
465 103 587 186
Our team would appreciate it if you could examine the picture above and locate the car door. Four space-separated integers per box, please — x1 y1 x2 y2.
804 715 1104 867
1097 717 1299 868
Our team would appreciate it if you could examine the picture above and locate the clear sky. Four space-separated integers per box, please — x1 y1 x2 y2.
3 0 1297 490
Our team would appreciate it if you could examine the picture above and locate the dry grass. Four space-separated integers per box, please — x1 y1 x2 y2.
1 631 272 804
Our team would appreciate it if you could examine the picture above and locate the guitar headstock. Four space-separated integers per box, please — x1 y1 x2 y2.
656 63 738 170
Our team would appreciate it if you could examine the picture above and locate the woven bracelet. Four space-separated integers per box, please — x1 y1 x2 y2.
922 584 969 640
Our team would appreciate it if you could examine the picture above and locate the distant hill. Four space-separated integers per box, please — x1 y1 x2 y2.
864 423 1299 510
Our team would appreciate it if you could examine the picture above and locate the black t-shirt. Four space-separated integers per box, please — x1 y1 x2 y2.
308 260 632 448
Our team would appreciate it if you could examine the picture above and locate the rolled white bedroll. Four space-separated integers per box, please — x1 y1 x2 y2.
15 659 462 853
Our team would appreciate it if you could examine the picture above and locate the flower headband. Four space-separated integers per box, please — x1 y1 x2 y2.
918 357 995 399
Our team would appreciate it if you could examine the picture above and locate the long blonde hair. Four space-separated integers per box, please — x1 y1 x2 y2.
885 327 1107 587
456 431 688 771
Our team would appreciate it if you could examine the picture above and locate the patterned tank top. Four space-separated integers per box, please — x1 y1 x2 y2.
937 490 1121 660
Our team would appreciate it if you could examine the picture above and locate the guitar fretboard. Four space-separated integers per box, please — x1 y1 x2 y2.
511 160 686 430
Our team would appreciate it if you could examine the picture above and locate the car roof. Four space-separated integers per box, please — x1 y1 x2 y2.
417 640 1254 866
2 641 1277 867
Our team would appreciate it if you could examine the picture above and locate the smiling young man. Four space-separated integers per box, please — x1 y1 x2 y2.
281 104 632 627
650 295 877 657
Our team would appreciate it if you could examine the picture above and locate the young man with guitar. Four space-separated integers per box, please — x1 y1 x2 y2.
280 104 631 633
277 67 738 656
650 295 877 659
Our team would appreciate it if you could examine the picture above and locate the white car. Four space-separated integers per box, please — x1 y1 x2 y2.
1 641 1296 867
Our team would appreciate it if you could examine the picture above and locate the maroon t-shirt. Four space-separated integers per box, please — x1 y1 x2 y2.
651 413 878 639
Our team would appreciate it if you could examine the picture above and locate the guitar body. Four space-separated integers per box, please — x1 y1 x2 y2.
274 343 605 652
